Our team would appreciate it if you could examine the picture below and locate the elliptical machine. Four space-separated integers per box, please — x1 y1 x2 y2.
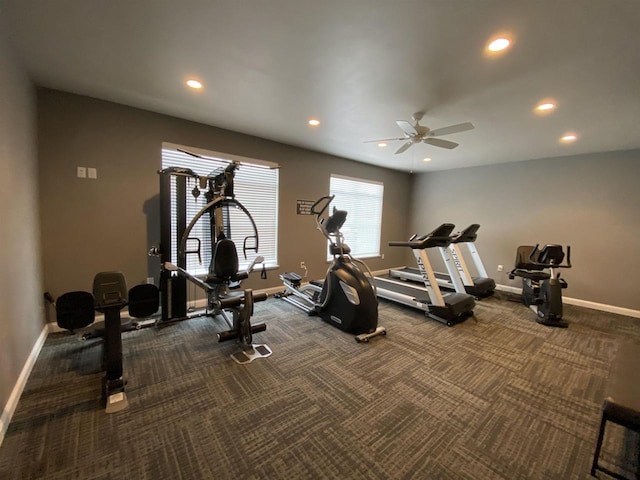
508 244 572 328
278 195 386 343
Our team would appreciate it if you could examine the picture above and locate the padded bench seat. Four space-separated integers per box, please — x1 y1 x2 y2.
591 342 640 479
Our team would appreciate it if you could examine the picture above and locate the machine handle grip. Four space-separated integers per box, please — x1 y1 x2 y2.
564 245 572 268
388 240 420 248
217 322 267 343
218 291 268 309
253 292 268 302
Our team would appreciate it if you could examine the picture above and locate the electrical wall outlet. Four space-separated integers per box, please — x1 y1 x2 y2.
300 261 306 269
497 265 503 272
77 166 87 178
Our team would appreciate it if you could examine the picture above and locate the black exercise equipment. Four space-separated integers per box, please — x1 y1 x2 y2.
508 244 572 328
45 271 160 412
153 160 271 363
154 162 261 318
374 224 476 326
53 291 94 333
278 195 386 343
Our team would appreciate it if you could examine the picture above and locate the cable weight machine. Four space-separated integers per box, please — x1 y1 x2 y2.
152 161 269 363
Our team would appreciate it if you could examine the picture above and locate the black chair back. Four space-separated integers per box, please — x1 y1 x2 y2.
210 238 239 280
93 271 127 310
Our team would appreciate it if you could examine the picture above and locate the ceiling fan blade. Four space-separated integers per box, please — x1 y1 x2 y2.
424 138 459 149
429 122 474 137
396 120 418 136
363 137 407 143
395 141 415 154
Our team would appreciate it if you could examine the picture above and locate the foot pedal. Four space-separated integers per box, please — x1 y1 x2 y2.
281 272 302 287
355 326 387 343
230 344 272 364
105 390 129 413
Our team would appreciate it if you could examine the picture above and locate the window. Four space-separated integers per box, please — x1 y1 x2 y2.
329 174 384 259
162 144 279 274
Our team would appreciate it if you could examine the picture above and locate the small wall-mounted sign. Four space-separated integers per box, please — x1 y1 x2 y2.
296 199 315 215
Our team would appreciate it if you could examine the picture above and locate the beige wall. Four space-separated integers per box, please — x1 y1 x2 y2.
35 89 640 313
409 150 640 311
37 89 412 298
2 64 639 429
0 29 43 418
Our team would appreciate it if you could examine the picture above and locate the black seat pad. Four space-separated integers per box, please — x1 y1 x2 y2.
511 269 551 281
56 291 95 331
128 284 159 318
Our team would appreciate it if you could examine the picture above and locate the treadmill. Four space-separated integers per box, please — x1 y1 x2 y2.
389 224 495 298
374 223 475 326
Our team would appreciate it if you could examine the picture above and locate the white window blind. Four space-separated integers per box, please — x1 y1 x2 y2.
329 174 383 259
162 146 279 275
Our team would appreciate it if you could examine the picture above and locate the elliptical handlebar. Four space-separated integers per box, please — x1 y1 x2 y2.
310 195 335 216
310 195 346 246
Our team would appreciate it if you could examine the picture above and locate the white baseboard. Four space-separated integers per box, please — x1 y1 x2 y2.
0 324 49 448
495 284 640 319
47 321 66 334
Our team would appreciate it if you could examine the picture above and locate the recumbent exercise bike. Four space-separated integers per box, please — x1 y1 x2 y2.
45 271 160 413
509 244 572 328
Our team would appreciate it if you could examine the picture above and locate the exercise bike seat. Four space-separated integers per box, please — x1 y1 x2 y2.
510 269 551 281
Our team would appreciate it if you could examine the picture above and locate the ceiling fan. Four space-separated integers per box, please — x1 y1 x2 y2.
365 112 474 154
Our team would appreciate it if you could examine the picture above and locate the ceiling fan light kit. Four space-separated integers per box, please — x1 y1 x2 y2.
365 111 474 155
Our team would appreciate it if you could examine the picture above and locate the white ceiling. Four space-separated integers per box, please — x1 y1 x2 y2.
3 0 640 172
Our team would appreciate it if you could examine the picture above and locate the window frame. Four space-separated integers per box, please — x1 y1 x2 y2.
328 174 384 260
161 143 279 275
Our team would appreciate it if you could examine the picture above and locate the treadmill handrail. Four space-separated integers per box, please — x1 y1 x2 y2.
451 224 480 244
388 223 456 249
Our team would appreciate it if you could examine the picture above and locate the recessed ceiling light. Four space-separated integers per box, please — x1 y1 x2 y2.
535 99 557 115
308 119 320 126
186 79 203 89
423 157 432 162
487 37 511 52
560 133 578 143
378 142 387 148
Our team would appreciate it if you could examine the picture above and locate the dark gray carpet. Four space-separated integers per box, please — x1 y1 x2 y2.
1 292 639 479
